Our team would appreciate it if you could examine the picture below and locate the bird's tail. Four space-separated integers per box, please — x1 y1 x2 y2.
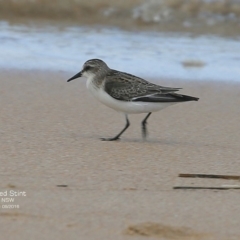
170 93 199 102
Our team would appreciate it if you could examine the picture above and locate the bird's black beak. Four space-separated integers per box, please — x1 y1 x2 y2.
67 71 82 82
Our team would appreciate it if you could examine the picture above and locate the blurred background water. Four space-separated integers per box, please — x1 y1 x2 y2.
0 0 240 81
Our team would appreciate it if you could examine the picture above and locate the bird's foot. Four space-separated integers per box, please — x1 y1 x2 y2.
100 137 120 141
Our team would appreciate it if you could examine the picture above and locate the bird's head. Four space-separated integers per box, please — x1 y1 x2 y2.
67 59 109 82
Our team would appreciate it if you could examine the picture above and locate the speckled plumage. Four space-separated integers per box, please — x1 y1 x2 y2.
104 70 181 101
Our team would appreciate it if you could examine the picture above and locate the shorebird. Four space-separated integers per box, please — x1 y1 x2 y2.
67 59 199 141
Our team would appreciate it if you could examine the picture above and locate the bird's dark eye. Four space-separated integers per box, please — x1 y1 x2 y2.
84 66 91 71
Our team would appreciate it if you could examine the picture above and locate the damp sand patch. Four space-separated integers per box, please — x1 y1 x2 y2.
125 222 209 239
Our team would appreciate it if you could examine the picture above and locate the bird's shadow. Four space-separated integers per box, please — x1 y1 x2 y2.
77 133 230 150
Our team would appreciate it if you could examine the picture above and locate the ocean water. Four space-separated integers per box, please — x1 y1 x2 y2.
1 0 240 29
0 20 240 82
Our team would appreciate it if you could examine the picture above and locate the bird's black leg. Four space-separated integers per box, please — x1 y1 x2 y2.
101 114 130 141
141 112 152 139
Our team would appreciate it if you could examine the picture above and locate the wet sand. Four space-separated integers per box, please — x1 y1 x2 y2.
1 70 240 240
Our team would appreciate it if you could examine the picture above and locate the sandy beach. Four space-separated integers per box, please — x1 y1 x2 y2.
0 70 240 239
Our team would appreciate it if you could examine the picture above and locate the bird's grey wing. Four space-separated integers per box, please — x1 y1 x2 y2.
104 75 147 101
104 70 181 101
